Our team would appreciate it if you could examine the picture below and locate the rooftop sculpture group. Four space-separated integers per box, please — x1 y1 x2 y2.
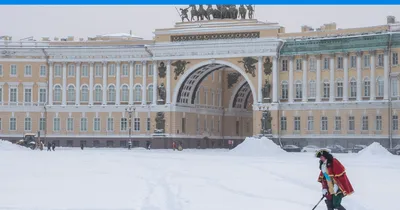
177 5 255 22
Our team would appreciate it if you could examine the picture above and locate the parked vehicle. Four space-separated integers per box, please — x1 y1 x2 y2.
326 144 347 153
388 144 400 155
350 144 367 153
301 145 331 153
282 145 302 152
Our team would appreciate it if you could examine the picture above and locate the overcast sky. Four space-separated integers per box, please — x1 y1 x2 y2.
0 6 399 41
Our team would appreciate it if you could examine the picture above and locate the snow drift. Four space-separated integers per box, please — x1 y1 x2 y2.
0 139 29 151
357 142 392 157
230 136 286 156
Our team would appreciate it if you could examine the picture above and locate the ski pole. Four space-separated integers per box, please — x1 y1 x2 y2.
311 195 325 210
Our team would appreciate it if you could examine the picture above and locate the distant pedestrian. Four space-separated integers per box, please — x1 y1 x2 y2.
172 141 176 151
47 142 51 151
128 140 132 150
51 142 55 151
81 143 84 150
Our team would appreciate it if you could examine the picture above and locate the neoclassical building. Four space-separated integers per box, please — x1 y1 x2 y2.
0 14 400 149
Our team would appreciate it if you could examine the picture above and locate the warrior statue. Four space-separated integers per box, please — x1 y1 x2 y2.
239 5 247 19
178 6 190 22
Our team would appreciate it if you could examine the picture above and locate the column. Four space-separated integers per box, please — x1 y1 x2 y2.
48 62 53 106
384 49 389 100
316 55 321 102
343 53 349 101
152 61 158 105
129 61 134 105
370 50 376 100
89 62 94 105
116 61 121 105
142 61 147 105
302 55 308 102
272 56 279 103
166 60 171 104
257 56 263 103
329 54 335 102
356 51 362 101
62 62 67 105
75 62 81 105
288 56 294 103
102 61 107 105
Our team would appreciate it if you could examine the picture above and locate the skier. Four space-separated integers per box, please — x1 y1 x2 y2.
128 140 132 150
316 149 354 210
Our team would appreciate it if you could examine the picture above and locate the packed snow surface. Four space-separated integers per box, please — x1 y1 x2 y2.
230 136 286 156
0 146 399 210
357 142 393 157
0 139 29 151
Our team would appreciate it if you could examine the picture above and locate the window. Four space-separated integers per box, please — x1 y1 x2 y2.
0 87 2 103
363 55 370 68
337 57 343 69
10 64 17 76
148 85 153 102
147 118 151 131
195 91 200 104
205 119 208 133
122 64 129 76
362 116 368 130
95 85 102 102
393 115 398 130
81 85 89 102
211 91 215 106
376 116 382 131
39 88 47 103
335 116 341 131
95 65 102 77
181 118 185 133
307 116 314 131
108 64 115 76
134 118 140 131
121 85 129 102
67 118 74 131
308 80 316 98
336 80 343 98
350 79 357 98
68 65 75 77
377 77 384 97
107 85 116 102
295 81 302 99
134 85 142 102
280 116 287 131
378 54 384 67
196 117 200 132
135 64 142 76
211 72 214 81
391 78 398 97
24 88 32 103
393 52 399 66
94 118 101 131
54 64 61 77
348 116 355 131
350 56 356 68
217 119 220 132
148 64 154 76
39 65 46 77
9 117 16 131
204 90 208 105
10 88 17 103
281 81 288 99
54 85 62 102
321 116 328 131
120 118 128 131
67 85 75 103
81 65 88 77
53 118 60 132
107 118 114 131
217 92 221 107
80 118 88 132
39 118 46 131
309 57 316 71
281 60 288 71
364 78 370 97
296 59 302 70
24 117 31 131
0 64 3 76
323 57 329 69
323 81 330 98
294 117 301 131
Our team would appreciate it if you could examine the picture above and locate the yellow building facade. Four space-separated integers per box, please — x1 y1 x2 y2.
1 14 400 149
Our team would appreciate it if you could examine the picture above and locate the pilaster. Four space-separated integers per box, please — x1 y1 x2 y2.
75 61 81 105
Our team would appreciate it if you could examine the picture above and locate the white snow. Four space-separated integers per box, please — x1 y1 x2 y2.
357 142 393 157
0 139 30 151
230 136 286 156
99 33 142 39
0 145 399 210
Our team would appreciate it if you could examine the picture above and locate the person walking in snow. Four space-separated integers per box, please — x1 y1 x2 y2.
51 142 56 151
128 140 132 150
47 142 52 151
172 141 176 151
316 149 354 210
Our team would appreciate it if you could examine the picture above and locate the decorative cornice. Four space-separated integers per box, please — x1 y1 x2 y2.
369 50 376 55
171 31 260 42
356 51 363 56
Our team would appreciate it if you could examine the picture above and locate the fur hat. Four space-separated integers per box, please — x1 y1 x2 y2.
315 149 331 158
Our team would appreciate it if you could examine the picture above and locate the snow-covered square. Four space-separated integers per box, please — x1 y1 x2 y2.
0 138 398 210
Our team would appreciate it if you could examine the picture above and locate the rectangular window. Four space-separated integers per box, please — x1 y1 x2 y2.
309 57 316 71
281 60 288 71
391 79 399 97
348 116 355 131
335 116 341 131
135 64 142 76
309 82 316 98
376 116 382 131
95 65 102 77
323 83 330 98
122 64 129 76
54 64 61 77
120 118 128 131
39 118 46 131
324 57 329 69
336 82 343 98
362 116 369 131
321 116 328 131
294 116 301 131
337 57 343 69
350 56 356 68
281 83 288 99
393 115 398 131
67 118 74 131
10 88 17 103
147 118 151 131
295 83 302 99
0 64 3 76
296 59 302 70
363 55 370 68
134 118 140 131
307 116 314 131
378 54 384 67
217 119 220 132
24 117 31 131
393 52 399 66
24 88 32 103
40 65 47 77
0 87 2 103
280 116 287 131
10 64 17 76
364 80 371 97
107 118 114 131
148 64 154 76
10 117 16 131
108 64 115 76
39 88 47 103
68 65 75 77
53 118 60 132
94 118 101 131
81 65 89 77
80 118 88 132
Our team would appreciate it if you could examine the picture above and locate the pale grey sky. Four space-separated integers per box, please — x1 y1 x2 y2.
0 6 399 41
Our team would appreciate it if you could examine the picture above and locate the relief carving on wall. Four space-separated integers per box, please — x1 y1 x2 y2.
158 62 167 78
227 72 241 89
262 57 272 101
154 112 165 133
238 57 257 77
261 109 273 135
157 83 166 104
172 60 190 80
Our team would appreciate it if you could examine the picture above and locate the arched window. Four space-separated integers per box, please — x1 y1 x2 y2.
148 85 153 102
81 85 89 102
295 81 302 99
336 79 343 98
350 78 357 98
391 78 399 97
323 80 330 99
94 85 102 102
377 77 384 97
281 81 288 99
134 85 142 102
121 85 129 102
108 85 116 102
67 85 75 103
54 85 62 102
363 77 370 97
308 80 316 98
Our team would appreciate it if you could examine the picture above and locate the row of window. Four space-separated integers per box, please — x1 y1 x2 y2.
0 87 47 104
280 115 399 131
281 52 399 71
0 64 47 77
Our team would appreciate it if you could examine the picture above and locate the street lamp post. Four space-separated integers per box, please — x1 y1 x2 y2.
125 106 136 149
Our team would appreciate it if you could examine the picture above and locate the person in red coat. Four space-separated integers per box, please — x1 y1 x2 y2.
316 149 354 210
